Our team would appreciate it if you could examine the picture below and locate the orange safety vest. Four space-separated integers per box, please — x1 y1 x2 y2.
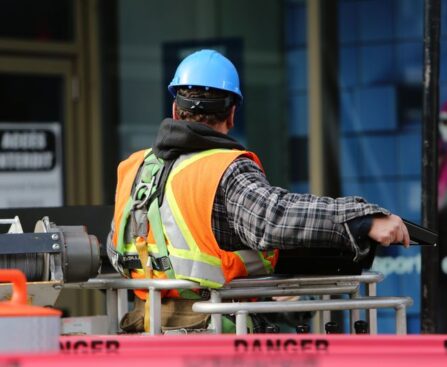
112 148 278 299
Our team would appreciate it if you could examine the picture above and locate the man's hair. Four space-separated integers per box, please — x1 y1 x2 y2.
174 87 235 126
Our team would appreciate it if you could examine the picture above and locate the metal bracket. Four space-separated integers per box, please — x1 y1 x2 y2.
0 233 62 255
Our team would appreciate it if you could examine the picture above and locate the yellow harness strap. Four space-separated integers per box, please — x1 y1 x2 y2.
135 235 153 332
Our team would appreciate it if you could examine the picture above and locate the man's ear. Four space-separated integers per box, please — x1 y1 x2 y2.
226 105 236 130
172 102 179 120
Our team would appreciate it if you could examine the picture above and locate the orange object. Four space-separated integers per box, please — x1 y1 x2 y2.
0 269 60 317
168 150 278 282
112 149 147 246
113 149 278 301
173 151 255 263
0 269 61 354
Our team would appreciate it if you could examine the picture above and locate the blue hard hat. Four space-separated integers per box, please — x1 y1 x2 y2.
168 49 243 104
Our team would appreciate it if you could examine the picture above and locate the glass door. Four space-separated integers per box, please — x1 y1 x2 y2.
0 57 74 207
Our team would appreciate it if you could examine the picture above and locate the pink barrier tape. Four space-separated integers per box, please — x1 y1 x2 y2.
56 334 447 355
0 351 446 367
1 335 447 367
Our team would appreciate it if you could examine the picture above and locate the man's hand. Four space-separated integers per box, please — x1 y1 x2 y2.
368 214 410 247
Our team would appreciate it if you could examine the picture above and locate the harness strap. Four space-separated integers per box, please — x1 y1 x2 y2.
129 151 201 300
134 235 153 332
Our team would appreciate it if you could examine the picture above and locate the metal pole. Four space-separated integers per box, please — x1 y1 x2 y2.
235 312 248 335
366 283 378 334
307 0 340 197
350 289 361 334
149 287 162 335
321 294 331 332
308 0 324 196
421 0 441 334
210 290 222 334
193 297 412 335
116 289 129 325
396 307 408 335
105 289 119 334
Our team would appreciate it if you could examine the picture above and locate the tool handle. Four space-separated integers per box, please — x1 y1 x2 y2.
0 269 27 305
403 219 438 246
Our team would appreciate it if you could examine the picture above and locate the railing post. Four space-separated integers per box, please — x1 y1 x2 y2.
366 282 378 334
149 287 162 335
210 290 222 334
396 306 408 335
236 311 248 335
106 289 119 334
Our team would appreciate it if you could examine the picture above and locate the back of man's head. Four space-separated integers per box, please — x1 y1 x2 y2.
174 87 234 126
168 49 242 127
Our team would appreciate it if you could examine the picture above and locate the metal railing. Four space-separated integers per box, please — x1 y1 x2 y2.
210 272 384 334
65 275 203 335
193 296 413 335
64 271 407 335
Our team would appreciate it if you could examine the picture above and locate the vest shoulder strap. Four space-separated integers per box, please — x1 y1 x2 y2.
130 151 176 273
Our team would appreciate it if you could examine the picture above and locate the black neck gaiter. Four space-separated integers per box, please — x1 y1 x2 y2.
153 118 245 161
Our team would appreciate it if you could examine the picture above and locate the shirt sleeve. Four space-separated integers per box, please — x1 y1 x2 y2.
347 215 374 242
221 157 389 255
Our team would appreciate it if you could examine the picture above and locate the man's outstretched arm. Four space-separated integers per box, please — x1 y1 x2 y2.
221 157 409 252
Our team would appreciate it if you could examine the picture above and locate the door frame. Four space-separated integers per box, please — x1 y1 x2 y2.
0 56 76 204
0 0 103 205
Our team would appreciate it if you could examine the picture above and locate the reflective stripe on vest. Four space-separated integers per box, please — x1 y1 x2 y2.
234 250 270 276
113 149 148 250
113 148 278 290
160 149 276 288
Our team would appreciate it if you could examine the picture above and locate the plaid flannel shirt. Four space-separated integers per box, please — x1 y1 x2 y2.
212 157 389 254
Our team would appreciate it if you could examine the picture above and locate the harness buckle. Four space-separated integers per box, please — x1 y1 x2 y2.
151 256 172 271
118 253 143 269
132 177 155 210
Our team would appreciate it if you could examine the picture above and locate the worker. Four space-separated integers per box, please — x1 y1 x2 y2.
107 49 410 333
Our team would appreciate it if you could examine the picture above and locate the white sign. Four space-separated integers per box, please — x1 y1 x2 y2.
0 123 63 208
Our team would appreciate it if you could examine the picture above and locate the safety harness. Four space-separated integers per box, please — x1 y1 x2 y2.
117 149 202 300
